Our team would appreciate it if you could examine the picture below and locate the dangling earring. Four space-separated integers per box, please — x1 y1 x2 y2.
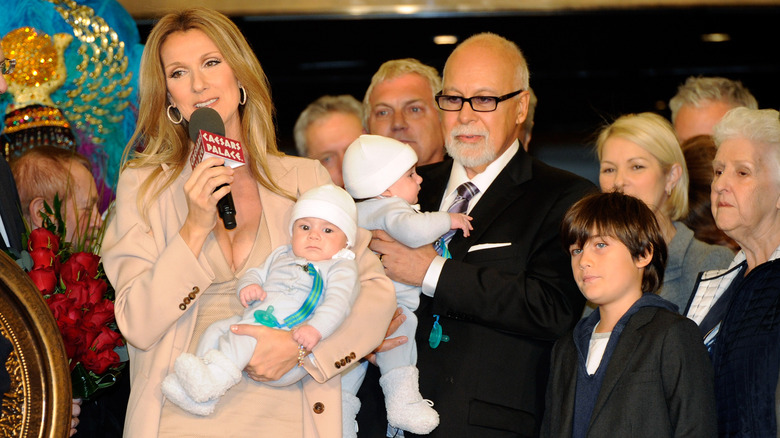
666 186 672 196
167 104 183 124
238 84 247 106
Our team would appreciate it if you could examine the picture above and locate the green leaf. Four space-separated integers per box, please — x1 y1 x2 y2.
71 362 100 399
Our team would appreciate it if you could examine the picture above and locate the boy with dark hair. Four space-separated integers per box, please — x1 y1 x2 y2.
541 191 716 438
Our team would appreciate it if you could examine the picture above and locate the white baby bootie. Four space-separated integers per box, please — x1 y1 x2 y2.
161 374 219 416
379 365 439 434
175 349 242 403
341 392 361 438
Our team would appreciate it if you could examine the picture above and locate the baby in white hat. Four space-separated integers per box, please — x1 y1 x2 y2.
161 184 359 416
340 134 471 435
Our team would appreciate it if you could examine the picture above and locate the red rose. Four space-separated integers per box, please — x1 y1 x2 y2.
69 252 101 278
81 300 115 330
29 247 58 270
91 326 123 353
60 258 86 284
28 268 57 294
80 347 119 375
28 228 60 253
47 294 80 322
64 281 89 308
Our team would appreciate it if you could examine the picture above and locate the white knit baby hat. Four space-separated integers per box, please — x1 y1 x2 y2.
290 184 358 247
342 134 418 199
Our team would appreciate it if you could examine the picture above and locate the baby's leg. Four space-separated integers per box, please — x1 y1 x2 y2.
196 315 242 357
341 362 368 438
376 305 439 434
375 306 417 372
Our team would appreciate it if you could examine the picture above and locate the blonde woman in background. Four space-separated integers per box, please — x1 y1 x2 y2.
592 112 733 312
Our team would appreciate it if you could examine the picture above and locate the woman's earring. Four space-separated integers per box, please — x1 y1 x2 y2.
239 84 247 106
167 104 183 124
666 187 672 196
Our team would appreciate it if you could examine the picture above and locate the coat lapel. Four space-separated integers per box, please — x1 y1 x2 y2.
259 156 299 251
448 149 533 259
588 309 654 428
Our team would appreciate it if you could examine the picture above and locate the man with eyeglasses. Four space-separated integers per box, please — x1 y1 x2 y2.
370 33 594 437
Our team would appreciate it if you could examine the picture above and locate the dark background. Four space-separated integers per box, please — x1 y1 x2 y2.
137 6 780 183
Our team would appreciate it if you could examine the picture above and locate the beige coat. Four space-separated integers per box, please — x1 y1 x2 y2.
102 155 395 437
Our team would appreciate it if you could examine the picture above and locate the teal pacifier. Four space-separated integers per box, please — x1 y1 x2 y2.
428 314 450 349
254 306 282 328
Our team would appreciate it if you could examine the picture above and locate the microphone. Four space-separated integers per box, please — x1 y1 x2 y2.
188 107 246 230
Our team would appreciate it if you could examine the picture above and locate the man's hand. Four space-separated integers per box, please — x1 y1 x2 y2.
370 230 436 286
365 307 408 365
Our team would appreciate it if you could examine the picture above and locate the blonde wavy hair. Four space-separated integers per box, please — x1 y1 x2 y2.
121 8 292 220
596 112 690 221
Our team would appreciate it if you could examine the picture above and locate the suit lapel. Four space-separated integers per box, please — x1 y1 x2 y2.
259 156 298 251
448 149 533 259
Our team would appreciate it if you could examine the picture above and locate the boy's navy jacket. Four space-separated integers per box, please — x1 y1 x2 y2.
541 294 717 438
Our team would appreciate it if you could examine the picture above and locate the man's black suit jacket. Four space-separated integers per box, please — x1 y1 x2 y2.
0 157 24 253
409 149 594 437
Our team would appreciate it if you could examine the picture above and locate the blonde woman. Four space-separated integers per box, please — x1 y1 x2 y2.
594 112 733 311
101 8 394 437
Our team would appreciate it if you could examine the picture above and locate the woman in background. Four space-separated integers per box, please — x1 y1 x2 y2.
680 135 739 252
686 107 780 437
594 112 733 312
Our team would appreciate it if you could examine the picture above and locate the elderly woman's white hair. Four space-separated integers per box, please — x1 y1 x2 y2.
713 107 780 183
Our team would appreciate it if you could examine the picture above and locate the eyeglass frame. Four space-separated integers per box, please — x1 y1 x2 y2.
435 89 524 112
1 58 16 75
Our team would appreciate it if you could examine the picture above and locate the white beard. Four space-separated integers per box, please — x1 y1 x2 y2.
445 127 496 169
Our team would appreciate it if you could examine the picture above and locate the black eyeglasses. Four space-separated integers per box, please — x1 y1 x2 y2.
435 89 523 112
1 59 16 75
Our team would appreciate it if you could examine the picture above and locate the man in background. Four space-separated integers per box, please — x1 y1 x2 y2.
293 94 364 187
12 146 103 248
669 76 757 142
364 58 446 166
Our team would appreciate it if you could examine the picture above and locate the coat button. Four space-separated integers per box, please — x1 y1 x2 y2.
313 402 325 414
192 286 200 293
179 303 187 311
340 359 347 366
345 356 351 364
349 352 356 359
334 362 341 369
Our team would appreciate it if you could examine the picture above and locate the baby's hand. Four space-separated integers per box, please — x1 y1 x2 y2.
239 284 267 307
449 212 473 237
292 325 322 351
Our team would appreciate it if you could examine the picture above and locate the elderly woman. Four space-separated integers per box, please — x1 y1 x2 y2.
686 107 780 437
100 8 394 438
593 113 734 312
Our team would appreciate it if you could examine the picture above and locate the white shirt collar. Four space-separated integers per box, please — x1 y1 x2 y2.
439 140 520 211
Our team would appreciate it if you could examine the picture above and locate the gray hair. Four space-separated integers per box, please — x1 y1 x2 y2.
669 76 758 122
293 95 363 157
362 58 441 126
713 107 780 180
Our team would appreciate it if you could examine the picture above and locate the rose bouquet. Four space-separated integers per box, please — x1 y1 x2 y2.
7 198 125 399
